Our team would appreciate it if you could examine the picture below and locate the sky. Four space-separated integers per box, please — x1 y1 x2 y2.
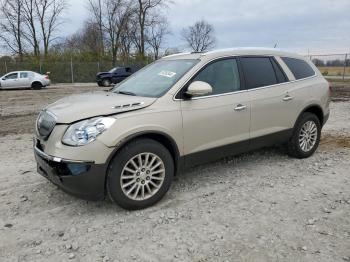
55 0 350 55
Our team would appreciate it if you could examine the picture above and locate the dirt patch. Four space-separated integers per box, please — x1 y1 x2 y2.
330 81 350 100
320 134 350 149
0 114 37 136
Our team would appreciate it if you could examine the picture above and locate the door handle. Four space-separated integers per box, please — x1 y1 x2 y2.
234 104 247 111
283 95 293 101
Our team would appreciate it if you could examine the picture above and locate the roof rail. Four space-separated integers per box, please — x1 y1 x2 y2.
162 52 191 58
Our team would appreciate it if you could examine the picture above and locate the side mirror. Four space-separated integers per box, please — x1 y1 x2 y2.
185 81 213 97
2 77 6 81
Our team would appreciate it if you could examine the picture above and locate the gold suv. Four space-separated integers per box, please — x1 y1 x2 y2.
34 48 330 209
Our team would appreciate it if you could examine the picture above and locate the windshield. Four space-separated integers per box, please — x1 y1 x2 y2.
109 67 119 73
111 59 199 98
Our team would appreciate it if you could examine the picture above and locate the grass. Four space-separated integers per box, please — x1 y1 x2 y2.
317 66 350 76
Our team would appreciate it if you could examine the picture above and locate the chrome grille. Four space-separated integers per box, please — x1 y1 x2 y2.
37 110 56 138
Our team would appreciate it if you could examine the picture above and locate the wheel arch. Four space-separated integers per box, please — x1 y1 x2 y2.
296 104 324 127
105 130 181 176
102 77 112 82
31 81 43 88
103 131 182 198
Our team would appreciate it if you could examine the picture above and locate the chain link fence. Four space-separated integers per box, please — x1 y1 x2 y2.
308 53 350 80
0 60 146 84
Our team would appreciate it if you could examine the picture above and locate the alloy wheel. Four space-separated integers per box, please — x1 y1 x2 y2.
299 120 318 152
120 152 165 201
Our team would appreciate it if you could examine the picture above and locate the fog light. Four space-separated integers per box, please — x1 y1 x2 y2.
67 163 90 176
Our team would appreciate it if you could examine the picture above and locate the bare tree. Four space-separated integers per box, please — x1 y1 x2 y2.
146 17 169 60
0 0 25 60
34 0 66 57
104 0 131 65
119 18 134 62
22 0 40 56
129 17 142 55
134 0 169 57
87 0 104 57
181 20 216 52
1 0 66 58
82 22 104 56
55 21 102 56
84 0 170 61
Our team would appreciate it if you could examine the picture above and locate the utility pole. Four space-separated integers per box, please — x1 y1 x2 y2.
70 57 74 83
343 54 348 81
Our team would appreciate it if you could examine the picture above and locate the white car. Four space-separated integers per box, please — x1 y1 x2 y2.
0 71 50 90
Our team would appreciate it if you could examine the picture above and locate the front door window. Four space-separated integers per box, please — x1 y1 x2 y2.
192 58 241 96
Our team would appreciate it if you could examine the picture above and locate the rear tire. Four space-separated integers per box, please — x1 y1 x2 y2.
287 112 321 158
32 82 42 90
107 139 174 210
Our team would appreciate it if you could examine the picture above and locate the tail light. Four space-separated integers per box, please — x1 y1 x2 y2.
44 75 49 79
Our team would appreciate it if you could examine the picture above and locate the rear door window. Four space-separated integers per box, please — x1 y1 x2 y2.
281 57 315 79
271 58 288 83
192 58 241 95
20 72 28 78
240 57 278 89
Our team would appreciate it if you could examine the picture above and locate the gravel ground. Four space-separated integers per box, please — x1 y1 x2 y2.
0 85 350 262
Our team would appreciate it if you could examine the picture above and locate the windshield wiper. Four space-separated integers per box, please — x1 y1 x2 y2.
117 90 136 96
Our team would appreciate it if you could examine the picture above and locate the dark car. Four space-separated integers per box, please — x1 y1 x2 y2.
96 66 138 87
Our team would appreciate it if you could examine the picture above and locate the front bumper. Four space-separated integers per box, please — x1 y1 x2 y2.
34 140 107 200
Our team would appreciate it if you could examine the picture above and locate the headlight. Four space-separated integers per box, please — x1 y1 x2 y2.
62 117 116 146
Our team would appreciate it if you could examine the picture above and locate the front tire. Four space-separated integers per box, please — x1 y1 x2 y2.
107 139 174 210
102 79 111 87
287 112 321 158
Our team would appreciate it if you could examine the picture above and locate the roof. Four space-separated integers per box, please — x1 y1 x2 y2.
162 47 304 61
4 70 36 74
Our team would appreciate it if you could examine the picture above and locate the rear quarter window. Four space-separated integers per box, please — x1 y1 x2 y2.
281 57 315 80
20 72 28 78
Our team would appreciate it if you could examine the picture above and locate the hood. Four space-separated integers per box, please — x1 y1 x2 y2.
45 91 156 123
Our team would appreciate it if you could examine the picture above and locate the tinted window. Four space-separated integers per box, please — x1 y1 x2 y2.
193 58 241 95
20 72 28 78
5 73 18 80
241 57 278 89
271 58 288 83
281 57 315 79
116 68 125 74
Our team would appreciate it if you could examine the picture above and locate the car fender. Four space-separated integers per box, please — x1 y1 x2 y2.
97 108 184 156
293 102 324 128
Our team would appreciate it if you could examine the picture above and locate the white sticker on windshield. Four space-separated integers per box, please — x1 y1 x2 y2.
158 70 177 78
